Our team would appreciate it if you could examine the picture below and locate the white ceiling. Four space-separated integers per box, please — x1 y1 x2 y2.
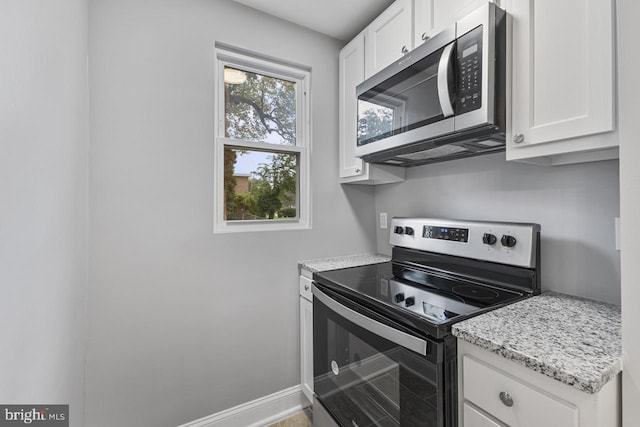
232 0 396 41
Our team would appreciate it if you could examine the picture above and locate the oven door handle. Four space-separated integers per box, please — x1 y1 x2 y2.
312 285 428 356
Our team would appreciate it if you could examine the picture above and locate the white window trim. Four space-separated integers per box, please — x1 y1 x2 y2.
213 45 312 234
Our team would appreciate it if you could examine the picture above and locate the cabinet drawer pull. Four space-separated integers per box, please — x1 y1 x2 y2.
499 391 514 407
304 284 309 291
401 45 409 54
513 133 525 144
421 32 430 41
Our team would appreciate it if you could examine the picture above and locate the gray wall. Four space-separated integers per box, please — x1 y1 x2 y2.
87 0 376 426
374 153 620 305
0 0 89 425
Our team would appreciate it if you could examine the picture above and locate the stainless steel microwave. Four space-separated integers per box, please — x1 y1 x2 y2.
355 3 506 167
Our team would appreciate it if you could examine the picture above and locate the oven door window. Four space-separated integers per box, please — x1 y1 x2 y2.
314 292 445 427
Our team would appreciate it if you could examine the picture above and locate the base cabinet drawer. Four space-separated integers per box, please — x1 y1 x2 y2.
464 403 506 427
463 355 578 427
299 275 313 300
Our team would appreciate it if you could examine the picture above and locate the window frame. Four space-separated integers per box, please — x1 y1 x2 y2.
213 44 311 234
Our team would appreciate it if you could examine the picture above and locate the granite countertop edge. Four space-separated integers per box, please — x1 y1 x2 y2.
453 328 622 394
452 292 622 394
298 253 391 273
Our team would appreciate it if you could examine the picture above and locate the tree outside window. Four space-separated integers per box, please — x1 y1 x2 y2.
214 46 310 233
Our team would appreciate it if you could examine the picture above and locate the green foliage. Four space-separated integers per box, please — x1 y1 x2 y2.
357 105 394 143
223 147 238 217
226 192 255 220
223 67 298 221
225 68 296 145
278 207 297 218
252 152 297 219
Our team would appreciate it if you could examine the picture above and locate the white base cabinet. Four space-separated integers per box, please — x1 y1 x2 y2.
505 0 618 165
299 272 314 403
457 340 621 427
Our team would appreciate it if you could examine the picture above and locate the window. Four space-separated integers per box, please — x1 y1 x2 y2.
214 45 311 233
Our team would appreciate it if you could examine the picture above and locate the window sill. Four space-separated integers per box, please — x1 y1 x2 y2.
213 219 311 234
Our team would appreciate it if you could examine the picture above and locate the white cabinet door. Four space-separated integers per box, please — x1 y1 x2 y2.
414 0 490 47
299 295 313 402
413 0 435 46
339 33 405 185
339 33 367 180
365 0 413 79
506 0 616 163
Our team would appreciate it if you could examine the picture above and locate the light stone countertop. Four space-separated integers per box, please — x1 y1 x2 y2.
452 292 622 394
298 253 390 273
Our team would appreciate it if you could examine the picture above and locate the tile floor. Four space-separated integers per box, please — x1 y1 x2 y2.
265 407 312 427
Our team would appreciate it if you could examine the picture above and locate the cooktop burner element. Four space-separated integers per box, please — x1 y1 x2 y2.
389 279 480 323
452 285 500 300
313 217 541 339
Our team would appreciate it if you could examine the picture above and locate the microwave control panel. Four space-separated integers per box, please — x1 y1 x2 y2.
456 25 483 115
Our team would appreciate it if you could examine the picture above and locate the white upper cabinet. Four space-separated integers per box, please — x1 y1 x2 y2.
414 0 491 46
365 0 413 79
506 0 618 164
338 33 405 184
339 0 618 181
413 0 435 46
339 34 367 179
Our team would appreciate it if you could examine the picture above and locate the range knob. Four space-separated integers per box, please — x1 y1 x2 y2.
482 233 497 245
394 226 405 235
394 293 405 303
404 227 415 236
501 235 517 248
405 296 415 307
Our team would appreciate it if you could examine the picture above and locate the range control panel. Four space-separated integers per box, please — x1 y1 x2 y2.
390 217 540 268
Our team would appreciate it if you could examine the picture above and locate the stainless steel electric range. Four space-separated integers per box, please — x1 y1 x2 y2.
311 218 540 427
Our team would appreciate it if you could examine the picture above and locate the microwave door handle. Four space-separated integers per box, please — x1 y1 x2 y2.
437 43 456 118
312 284 428 356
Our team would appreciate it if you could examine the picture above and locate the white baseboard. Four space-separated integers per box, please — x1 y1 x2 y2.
176 385 309 427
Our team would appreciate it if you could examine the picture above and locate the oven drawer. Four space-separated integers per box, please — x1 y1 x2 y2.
463 355 578 427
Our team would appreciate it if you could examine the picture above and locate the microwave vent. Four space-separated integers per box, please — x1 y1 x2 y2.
396 145 468 161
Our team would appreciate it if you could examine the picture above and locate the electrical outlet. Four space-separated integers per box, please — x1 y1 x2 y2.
380 212 388 229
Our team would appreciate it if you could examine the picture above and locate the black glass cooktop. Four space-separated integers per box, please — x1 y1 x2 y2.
313 260 527 339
